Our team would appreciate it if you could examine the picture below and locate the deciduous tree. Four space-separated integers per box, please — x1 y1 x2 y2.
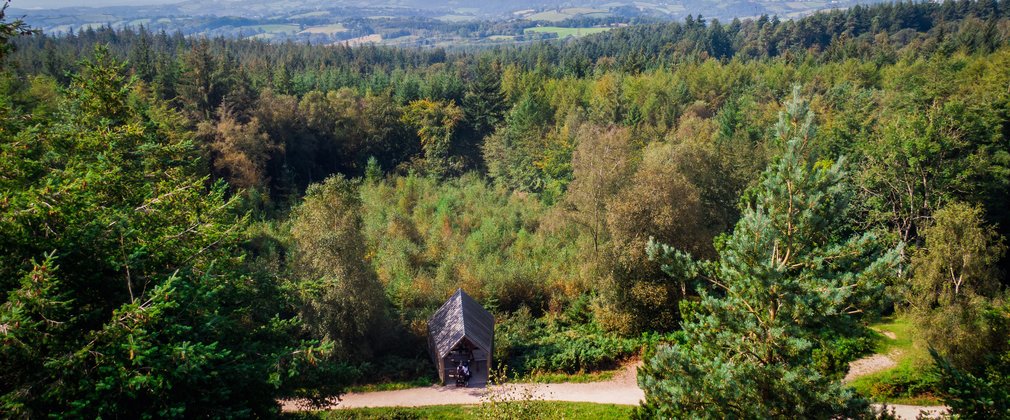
909 202 1007 369
290 175 390 358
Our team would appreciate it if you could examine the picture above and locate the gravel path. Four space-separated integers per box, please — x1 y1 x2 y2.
844 352 899 383
282 362 644 412
282 358 945 419
882 404 948 419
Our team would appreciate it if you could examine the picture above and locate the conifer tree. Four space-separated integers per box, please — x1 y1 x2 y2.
463 59 506 141
639 88 900 419
0 46 331 417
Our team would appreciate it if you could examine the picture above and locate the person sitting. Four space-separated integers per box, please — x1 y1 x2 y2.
461 361 471 381
455 362 466 387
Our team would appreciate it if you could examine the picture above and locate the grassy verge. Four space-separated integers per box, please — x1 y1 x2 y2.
520 369 618 384
868 316 914 354
286 402 634 419
345 377 437 393
849 316 942 406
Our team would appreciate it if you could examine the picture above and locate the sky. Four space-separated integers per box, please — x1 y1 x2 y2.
14 0 186 9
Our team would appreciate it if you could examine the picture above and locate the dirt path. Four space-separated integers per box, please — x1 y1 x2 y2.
844 352 899 383
282 362 644 411
882 404 948 419
283 360 944 419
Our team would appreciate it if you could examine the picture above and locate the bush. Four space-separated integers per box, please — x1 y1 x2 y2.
496 312 642 375
813 333 878 379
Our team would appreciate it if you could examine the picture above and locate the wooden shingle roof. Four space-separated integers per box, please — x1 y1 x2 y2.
427 288 494 358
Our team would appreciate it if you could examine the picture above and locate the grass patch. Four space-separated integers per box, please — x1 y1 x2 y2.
849 315 942 405
849 354 942 405
523 27 611 38
345 377 436 393
521 369 618 384
868 316 914 354
287 401 634 419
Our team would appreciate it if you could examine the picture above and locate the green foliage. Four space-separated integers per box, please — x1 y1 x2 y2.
850 357 941 405
290 175 391 359
482 92 561 194
0 46 330 417
495 309 641 375
857 64 1010 249
364 156 383 183
638 90 900 419
359 173 586 321
402 99 464 177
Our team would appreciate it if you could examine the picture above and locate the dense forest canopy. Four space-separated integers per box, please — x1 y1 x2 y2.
2 0 1010 417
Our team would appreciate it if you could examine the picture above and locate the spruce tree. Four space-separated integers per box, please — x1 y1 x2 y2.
638 88 900 419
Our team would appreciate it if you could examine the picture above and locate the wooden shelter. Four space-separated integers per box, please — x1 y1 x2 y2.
427 288 494 386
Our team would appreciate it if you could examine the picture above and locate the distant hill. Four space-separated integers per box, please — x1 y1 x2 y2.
13 0 891 46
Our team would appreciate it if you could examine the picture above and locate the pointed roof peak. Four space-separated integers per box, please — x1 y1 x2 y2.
428 288 494 359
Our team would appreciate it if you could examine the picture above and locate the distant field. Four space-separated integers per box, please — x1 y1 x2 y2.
300 24 347 35
525 26 612 38
241 24 300 34
338 34 382 46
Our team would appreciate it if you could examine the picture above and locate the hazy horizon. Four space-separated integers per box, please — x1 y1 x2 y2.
14 0 186 9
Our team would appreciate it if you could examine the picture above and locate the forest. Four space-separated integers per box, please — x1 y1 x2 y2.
2 0 1010 417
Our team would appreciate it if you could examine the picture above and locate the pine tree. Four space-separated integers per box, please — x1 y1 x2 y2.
0 0 35 63
129 26 155 83
638 88 900 419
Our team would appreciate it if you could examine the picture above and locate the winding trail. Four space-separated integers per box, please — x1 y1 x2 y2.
843 327 948 419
